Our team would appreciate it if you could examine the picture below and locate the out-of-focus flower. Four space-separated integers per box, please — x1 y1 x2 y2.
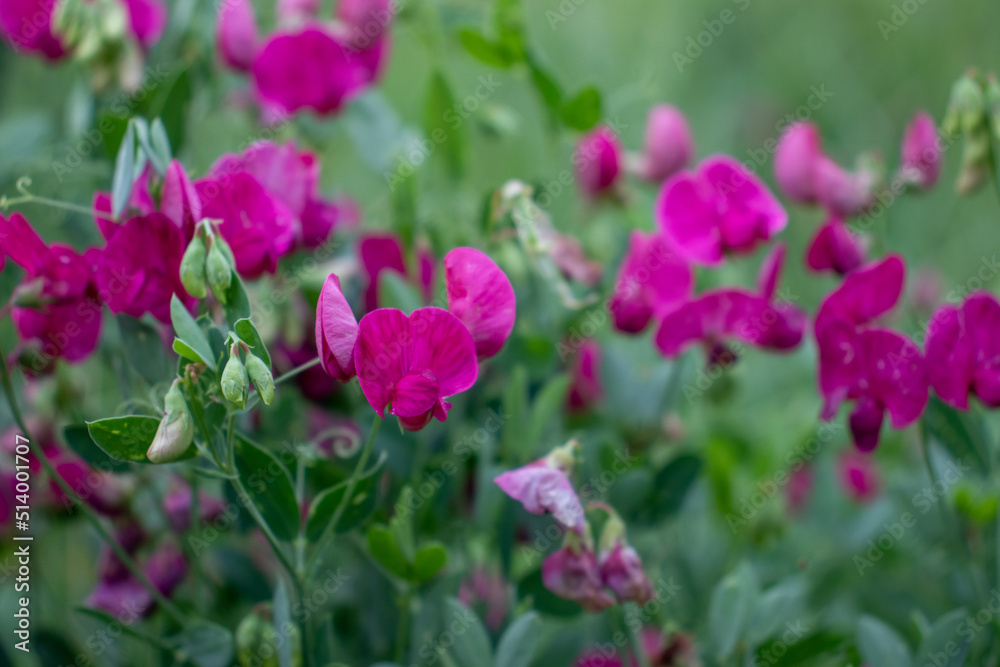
48 451 133 515
837 449 880 502
567 340 603 413
656 155 787 265
0 0 66 58
96 212 195 324
457 567 509 631
542 543 614 612
815 256 927 451
575 126 623 198
315 274 359 383
598 540 653 605
0 213 103 363
925 291 1000 410
145 541 187 595
354 307 478 431
635 104 695 183
358 233 407 312
163 481 227 533
609 230 692 334
655 244 806 363
786 465 814 515
217 0 257 71
494 441 585 534
805 217 866 276
443 247 516 361
86 577 152 618
899 111 942 190
550 232 603 287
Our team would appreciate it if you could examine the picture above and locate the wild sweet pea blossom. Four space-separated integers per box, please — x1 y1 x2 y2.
494 441 586 534
814 255 928 451
217 0 390 117
634 104 695 183
609 230 692 334
924 291 1000 410
315 245 515 430
542 542 614 612
654 243 807 364
899 111 943 190
567 339 603 413
574 126 623 199
358 233 435 312
656 155 787 265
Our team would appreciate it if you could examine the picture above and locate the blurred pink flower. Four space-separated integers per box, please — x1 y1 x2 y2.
575 127 623 198
359 233 407 312
217 0 258 71
786 465 814 515
899 111 942 190
805 217 866 276
354 307 478 431
925 291 1000 410
609 230 692 334
163 482 227 533
567 340 603 413
444 247 516 360
838 450 880 502
599 540 653 605
457 567 509 631
543 544 614 612
635 104 695 183
656 155 787 265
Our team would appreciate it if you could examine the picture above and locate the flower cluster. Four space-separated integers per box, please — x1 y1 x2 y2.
315 243 516 430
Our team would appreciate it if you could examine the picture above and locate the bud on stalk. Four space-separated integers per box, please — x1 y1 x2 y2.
245 351 274 406
179 235 208 299
206 239 233 304
147 380 195 463
222 345 249 409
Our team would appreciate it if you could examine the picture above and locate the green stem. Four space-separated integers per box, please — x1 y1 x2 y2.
394 584 413 663
306 415 382 575
0 349 189 626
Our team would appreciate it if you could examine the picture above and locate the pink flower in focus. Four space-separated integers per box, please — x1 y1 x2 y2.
899 111 942 190
160 160 202 240
315 274 359 383
925 291 1000 410
0 213 103 363
635 104 695 183
609 230 692 334
96 212 196 323
494 444 585 534
575 127 623 198
656 155 787 265
444 247 516 360
354 307 478 431
838 450 880 502
567 340 603 413
805 217 867 276
217 0 258 71
543 544 614 612
655 243 806 363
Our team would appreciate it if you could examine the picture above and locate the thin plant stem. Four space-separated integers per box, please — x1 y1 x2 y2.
394 584 414 664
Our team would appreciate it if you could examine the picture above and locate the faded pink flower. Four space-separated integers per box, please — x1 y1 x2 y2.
567 340 603 413
599 540 653 605
542 544 614 612
838 450 880 502
494 445 585 534
217 0 258 71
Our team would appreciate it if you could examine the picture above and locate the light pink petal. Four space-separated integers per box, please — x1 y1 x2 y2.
217 0 258 71
123 0 167 48
444 247 516 360
900 111 941 190
315 274 358 382
774 122 822 203
407 307 478 398
814 156 873 218
494 463 585 533
637 104 694 183
354 308 409 416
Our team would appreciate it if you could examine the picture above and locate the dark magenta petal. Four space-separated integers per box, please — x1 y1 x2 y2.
815 318 861 420
925 303 973 410
610 231 692 334
315 274 358 382
1 213 51 274
0 0 65 58
756 242 786 301
391 369 439 418
355 308 409 416
774 122 822 204
217 0 258 71
574 126 622 197
444 247 516 360
964 292 1000 408
599 541 654 605
568 340 602 412
408 307 478 397
815 254 905 334
805 218 866 276
123 0 167 48
859 328 927 429
359 233 407 312
849 395 883 452
160 160 201 240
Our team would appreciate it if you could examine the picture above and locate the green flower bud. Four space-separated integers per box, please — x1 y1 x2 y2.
206 240 233 304
179 235 208 299
222 347 249 409
146 381 194 463
943 73 986 137
214 233 238 269
245 352 274 406
236 604 302 667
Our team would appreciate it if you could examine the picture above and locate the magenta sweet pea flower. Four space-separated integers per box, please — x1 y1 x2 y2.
813 255 904 334
925 291 1000 410
542 544 614 612
0 213 102 363
609 230 692 334
654 243 806 362
805 217 866 276
635 104 695 183
354 306 478 431
599 540 654 605
774 122 823 204
899 111 942 190
494 442 585 533
443 247 516 360
656 155 787 265
96 212 196 323
315 274 359 383
358 233 407 311
123 0 167 48
217 0 257 71
575 127 622 198
160 160 202 240
567 340 603 413
196 172 295 278
0 0 65 58
813 156 877 218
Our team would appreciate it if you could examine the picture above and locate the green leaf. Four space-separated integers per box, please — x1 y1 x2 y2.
150 117 172 167
63 424 130 472
378 271 423 314
560 86 602 131
445 598 494 667
274 580 296 667
111 119 136 219
856 616 912 667
133 116 167 174
234 317 270 368
708 561 758 660
117 314 170 385
457 28 517 68
747 577 808 644
425 70 465 179
502 365 529 461
367 524 410 579
643 454 702 521
168 621 235 667
306 453 387 540
923 396 991 475
411 542 447 583
224 276 252 330
526 373 570 448
916 609 969 667
87 416 183 464
234 436 300 541
171 294 216 371
495 612 541 667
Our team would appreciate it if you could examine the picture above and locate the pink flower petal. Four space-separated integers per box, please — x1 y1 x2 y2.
610 231 692 334
354 308 409 417
806 218 866 276
815 254 905 334
359 233 407 312
408 307 478 397
925 303 972 410
774 122 823 203
315 274 358 382
444 247 516 360
217 0 258 71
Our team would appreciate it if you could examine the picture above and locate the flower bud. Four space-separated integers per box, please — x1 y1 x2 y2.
899 111 942 190
635 104 695 183
222 347 249 409
245 351 274 405
179 235 208 299
574 126 622 198
236 603 302 667
147 381 195 463
943 73 987 137
774 122 823 203
206 239 233 304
